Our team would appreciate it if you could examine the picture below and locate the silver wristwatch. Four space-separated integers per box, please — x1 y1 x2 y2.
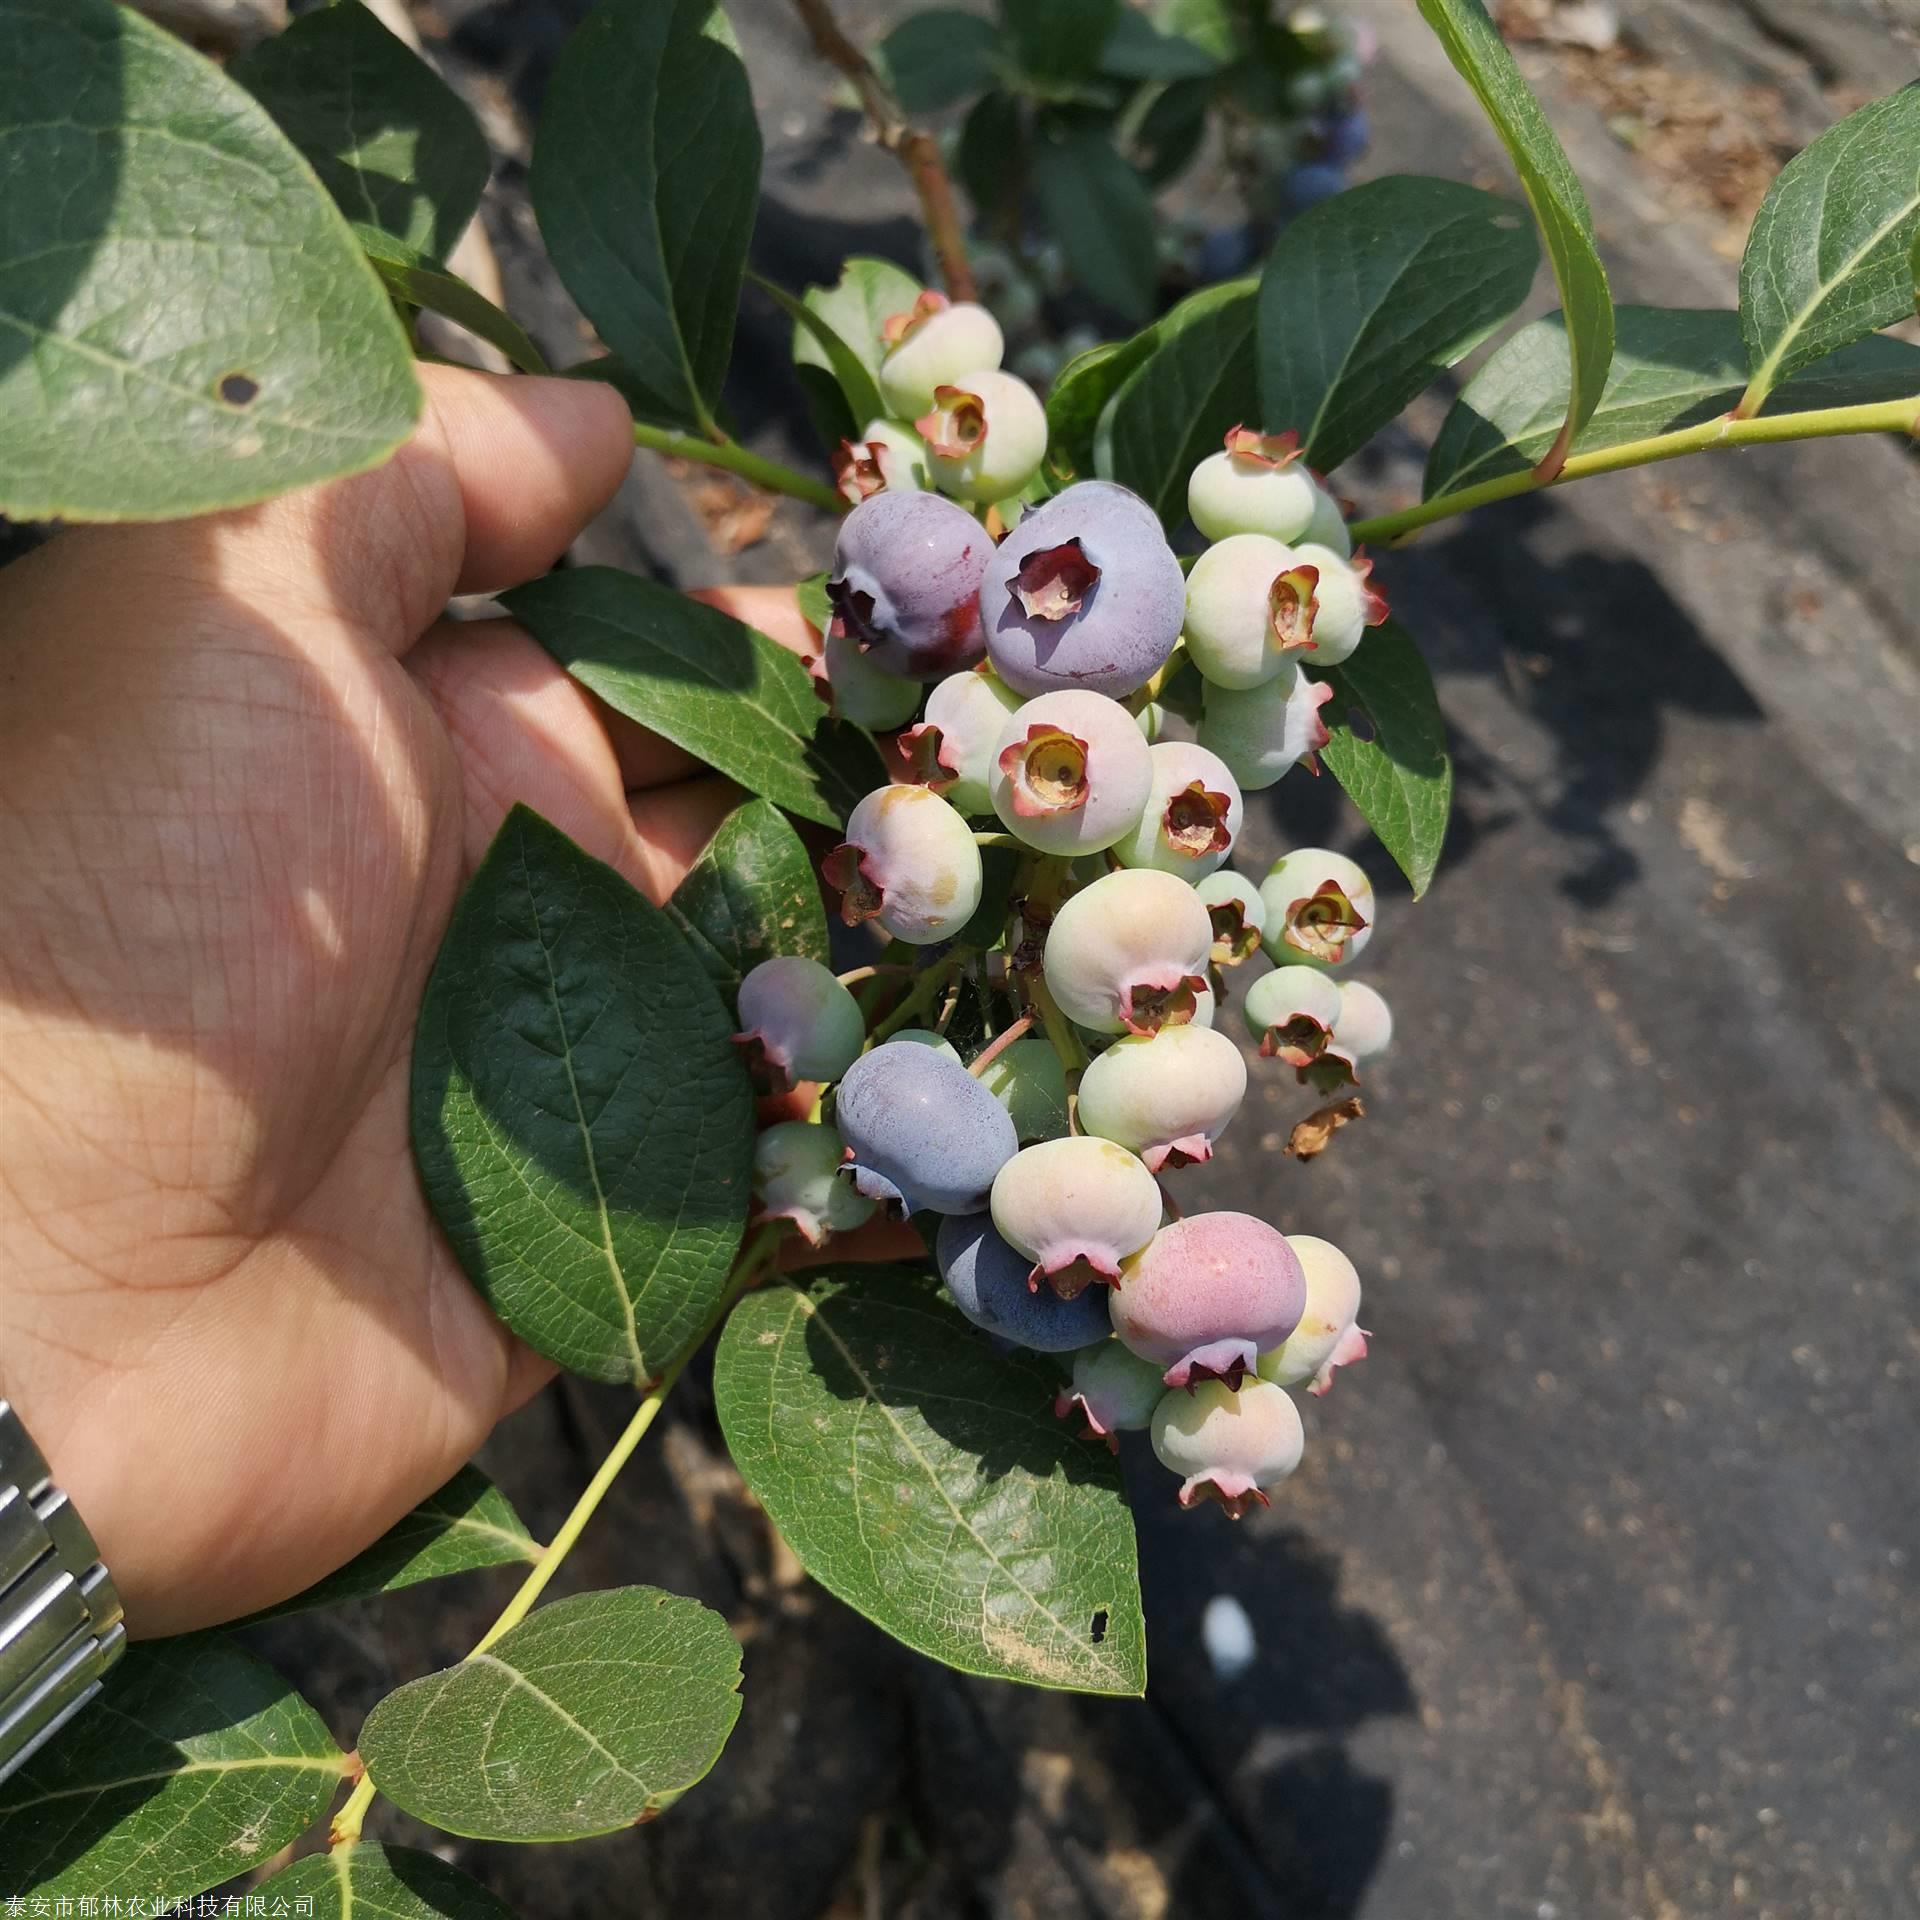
0 1399 125 1784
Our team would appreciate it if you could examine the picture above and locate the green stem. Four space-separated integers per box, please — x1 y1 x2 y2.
630 422 846 514
868 952 971 1044
330 1223 788 1849
1350 393 1920 546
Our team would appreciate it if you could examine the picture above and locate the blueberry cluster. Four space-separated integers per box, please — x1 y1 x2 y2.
747 296 1392 1517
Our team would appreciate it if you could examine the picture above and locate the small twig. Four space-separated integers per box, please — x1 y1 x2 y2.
967 1013 1035 1078
837 963 911 987
790 0 976 301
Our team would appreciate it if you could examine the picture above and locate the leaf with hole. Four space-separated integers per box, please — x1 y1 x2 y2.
255 1844 517 1918
355 228 549 374
412 805 755 1386
666 798 830 1000
1257 175 1537 471
506 570 885 830
714 1269 1146 1695
358 1588 743 1841
1738 82 1920 409
1307 618 1451 899
0 0 420 522
0 1636 344 1900
532 0 759 433
231 0 489 258
1032 128 1159 324
1414 0 1612 471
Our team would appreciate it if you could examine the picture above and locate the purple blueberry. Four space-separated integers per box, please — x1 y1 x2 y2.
936 1212 1112 1352
833 1040 1018 1217
827 491 992 680
979 481 1185 699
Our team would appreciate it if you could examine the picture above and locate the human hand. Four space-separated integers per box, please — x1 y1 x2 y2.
0 366 817 1635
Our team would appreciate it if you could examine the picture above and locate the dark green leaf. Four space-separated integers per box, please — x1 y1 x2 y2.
1032 128 1159 324
715 1270 1146 1696
1130 72 1212 188
752 271 884 434
359 1588 743 1841
1098 8 1220 80
256 1843 517 1918
957 90 1029 223
0 0 420 521
1426 306 1920 495
1045 332 1157 482
505 569 885 830
532 0 759 433
1258 175 1538 470
873 9 1002 112
1102 277 1259 528
232 0 489 258
242 1467 540 1624
411 806 755 1385
1001 0 1122 83
666 799 830 1000
1738 82 1920 406
1415 0 1613 466
1308 618 1451 898
0 1636 344 1900
356 227 549 374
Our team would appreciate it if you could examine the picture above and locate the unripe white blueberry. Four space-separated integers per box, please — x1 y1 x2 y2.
877 296 1005 417
1150 1377 1305 1517
919 370 1048 504
1078 1024 1247 1172
1196 662 1335 790
752 1120 876 1247
734 956 865 1092
1183 532 1323 690
1334 979 1393 1062
1286 542 1388 666
834 417 929 503
1187 427 1318 543
895 668 1022 814
989 689 1153 856
1242 965 1343 1065
1256 1235 1366 1395
1259 848 1375 970
1191 977 1218 1028
1055 1339 1166 1447
990 1135 1163 1297
888 1027 963 1064
825 786 983 946
1303 481 1352 557
973 1036 1070 1143
1111 740 1243 879
818 626 925 730
1193 870 1266 965
1043 868 1213 1036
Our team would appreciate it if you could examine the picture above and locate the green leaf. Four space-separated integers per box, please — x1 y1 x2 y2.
1738 82 1920 407
1415 0 1613 468
358 1588 743 1841
873 9 1002 112
1032 128 1159 324
1257 175 1538 471
714 1270 1146 1696
1425 305 1920 495
1001 0 1122 84
1102 276 1259 529
504 569 886 830
531 0 759 433
793 256 924 390
1130 72 1212 188
231 0 489 259
796 569 832 637
257 1843 517 1918
411 805 755 1386
355 227 549 374
1098 8 1220 80
752 271 883 435
1045 332 1157 482
957 90 1029 223
1308 618 1451 898
666 799 830 1000
0 1636 344 1900
0 0 421 522
242 1467 540 1624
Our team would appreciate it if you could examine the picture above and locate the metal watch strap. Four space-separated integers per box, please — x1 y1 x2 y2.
0 1399 125 1785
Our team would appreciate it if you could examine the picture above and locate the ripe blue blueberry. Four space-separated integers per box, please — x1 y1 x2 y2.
825 786 983 946
1196 662 1336 791
734 956 865 1093
1043 868 1214 1036
1256 1235 1366 1396
1259 848 1375 971
752 1120 877 1248
1076 1024 1247 1172
1151 1377 1305 1517
834 1040 1018 1217
936 1212 1112 1351
828 490 991 679
990 1136 1164 1298
1110 741 1244 879
1054 1340 1167 1448
979 481 1186 699
989 689 1154 856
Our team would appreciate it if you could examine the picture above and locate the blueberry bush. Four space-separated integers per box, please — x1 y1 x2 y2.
1 0 1916 1909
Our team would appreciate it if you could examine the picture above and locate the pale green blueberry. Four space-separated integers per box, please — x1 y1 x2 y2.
1303 481 1352 556
898 668 1022 814
1183 532 1319 691
819 626 925 730
735 956 866 1091
888 1027 963 1064
1193 869 1266 965
825 786 983 946
877 298 1004 417
1258 848 1375 971
1135 701 1164 743
1078 1024 1247 1171
834 417 929 503
1111 740 1243 879
1151 1378 1304 1516
1187 432 1318 543
1242 965 1342 1063
1288 542 1387 666
1192 977 1217 1028
920 369 1049 505
1256 1235 1365 1394
1197 661 1336 791
752 1120 876 1248
1043 868 1213 1035
974 1037 1070 1143
989 688 1153 856
1055 1339 1166 1445
990 1136 1163 1296
1334 979 1392 1061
